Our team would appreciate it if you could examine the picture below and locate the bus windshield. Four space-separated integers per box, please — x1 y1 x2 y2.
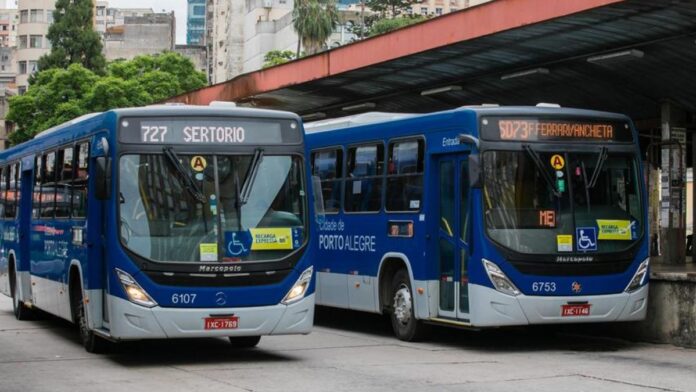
119 152 306 263
483 148 643 255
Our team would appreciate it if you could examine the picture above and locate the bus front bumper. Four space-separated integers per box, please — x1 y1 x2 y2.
468 284 648 327
107 293 315 340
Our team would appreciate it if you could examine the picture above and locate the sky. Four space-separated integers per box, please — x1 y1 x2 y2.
109 0 188 44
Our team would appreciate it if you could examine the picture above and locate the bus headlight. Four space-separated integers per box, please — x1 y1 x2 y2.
282 266 313 305
625 258 649 293
482 259 520 297
115 269 157 308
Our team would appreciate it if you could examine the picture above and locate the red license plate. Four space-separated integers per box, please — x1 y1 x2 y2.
561 304 591 317
204 316 239 330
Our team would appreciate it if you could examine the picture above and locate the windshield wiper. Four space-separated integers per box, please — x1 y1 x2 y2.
163 147 207 204
239 148 265 206
587 146 608 189
523 144 561 197
580 161 591 212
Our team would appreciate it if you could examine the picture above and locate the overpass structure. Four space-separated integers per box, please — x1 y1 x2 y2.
168 0 696 347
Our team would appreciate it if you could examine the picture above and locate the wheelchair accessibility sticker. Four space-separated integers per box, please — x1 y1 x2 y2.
576 227 597 252
225 231 253 257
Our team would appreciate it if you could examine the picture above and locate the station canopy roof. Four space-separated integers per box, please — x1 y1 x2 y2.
168 0 696 124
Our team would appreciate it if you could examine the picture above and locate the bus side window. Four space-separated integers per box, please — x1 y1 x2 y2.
32 156 43 219
386 139 424 212
72 142 89 219
55 147 73 218
0 167 6 219
11 163 20 219
311 148 343 213
344 143 384 213
40 151 57 219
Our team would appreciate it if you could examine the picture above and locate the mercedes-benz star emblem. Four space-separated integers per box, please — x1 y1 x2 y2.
215 291 227 306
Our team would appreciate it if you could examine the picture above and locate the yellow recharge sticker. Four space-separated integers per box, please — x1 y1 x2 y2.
190 156 207 172
550 154 565 170
557 235 573 252
597 219 633 240
199 243 218 261
250 228 293 250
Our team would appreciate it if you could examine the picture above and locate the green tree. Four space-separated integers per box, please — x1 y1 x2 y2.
263 50 297 68
365 0 418 17
37 0 106 74
293 0 339 56
368 15 426 36
7 52 207 146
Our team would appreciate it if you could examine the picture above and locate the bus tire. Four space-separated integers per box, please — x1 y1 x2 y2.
72 283 109 354
228 336 261 348
10 266 34 321
389 269 428 342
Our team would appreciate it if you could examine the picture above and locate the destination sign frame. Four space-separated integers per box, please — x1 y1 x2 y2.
480 116 633 143
119 116 302 145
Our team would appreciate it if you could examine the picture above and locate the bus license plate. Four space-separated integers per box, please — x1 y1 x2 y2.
204 316 239 330
561 304 591 317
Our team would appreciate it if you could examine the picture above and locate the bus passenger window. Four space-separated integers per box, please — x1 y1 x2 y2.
32 156 43 219
0 167 6 219
344 143 383 212
8 163 19 219
311 148 343 213
40 151 57 218
386 139 424 212
72 142 89 219
55 147 73 218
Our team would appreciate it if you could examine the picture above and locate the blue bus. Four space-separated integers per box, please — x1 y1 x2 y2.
0 104 316 352
305 105 649 341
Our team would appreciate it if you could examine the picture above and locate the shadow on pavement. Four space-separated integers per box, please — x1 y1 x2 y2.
315 306 635 353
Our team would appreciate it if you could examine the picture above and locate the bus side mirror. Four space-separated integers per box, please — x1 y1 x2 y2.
95 157 111 200
311 175 325 221
469 155 482 188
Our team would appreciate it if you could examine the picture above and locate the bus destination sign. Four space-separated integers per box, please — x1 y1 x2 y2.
119 117 300 145
481 117 633 143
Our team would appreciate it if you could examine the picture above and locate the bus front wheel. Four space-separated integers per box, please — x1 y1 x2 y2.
10 267 34 321
228 336 261 348
389 269 428 342
72 284 110 354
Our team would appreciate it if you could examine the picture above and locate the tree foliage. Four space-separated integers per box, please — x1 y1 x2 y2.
368 15 426 36
262 50 297 68
293 0 339 56
38 0 106 74
365 0 419 17
7 52 208 146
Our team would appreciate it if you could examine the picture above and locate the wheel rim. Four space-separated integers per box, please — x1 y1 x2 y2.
393 284 413 325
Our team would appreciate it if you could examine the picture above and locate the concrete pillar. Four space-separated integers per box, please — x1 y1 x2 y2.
659 102 687 264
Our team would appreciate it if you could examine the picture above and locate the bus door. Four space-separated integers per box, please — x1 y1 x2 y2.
436 154 471 321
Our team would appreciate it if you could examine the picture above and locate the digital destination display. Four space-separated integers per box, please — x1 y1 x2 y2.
481 117 633 142
119 117 301 145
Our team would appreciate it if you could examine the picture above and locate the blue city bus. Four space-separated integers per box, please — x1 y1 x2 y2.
305 105 649 341
0 104 316 352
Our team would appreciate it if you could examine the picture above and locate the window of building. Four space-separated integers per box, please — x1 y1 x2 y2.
96 7 105 16
28 61 38 73
386 139 424 212
18 61 26 74
19 10 28 23
72 142 89 218
311 148 343 213
193 5 206 16
435 7 443 15
30 9 43 23
18 86 26 95
29 35 42 48
420 7 428 14
2 25 7 31
18 35 27 49
344 143 384 213
46 10 54 24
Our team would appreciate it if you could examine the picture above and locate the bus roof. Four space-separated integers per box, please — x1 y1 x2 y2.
0 104 302 161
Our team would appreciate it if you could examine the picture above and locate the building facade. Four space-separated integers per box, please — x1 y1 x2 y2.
187 0 205 45
16 0 54 94
408 0 491 17
0 8 17 48
103 12 176 61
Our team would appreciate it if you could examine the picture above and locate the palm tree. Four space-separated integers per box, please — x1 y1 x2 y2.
293 0 339 57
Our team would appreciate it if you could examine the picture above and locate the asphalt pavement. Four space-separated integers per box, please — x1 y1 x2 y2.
0 295 694 392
